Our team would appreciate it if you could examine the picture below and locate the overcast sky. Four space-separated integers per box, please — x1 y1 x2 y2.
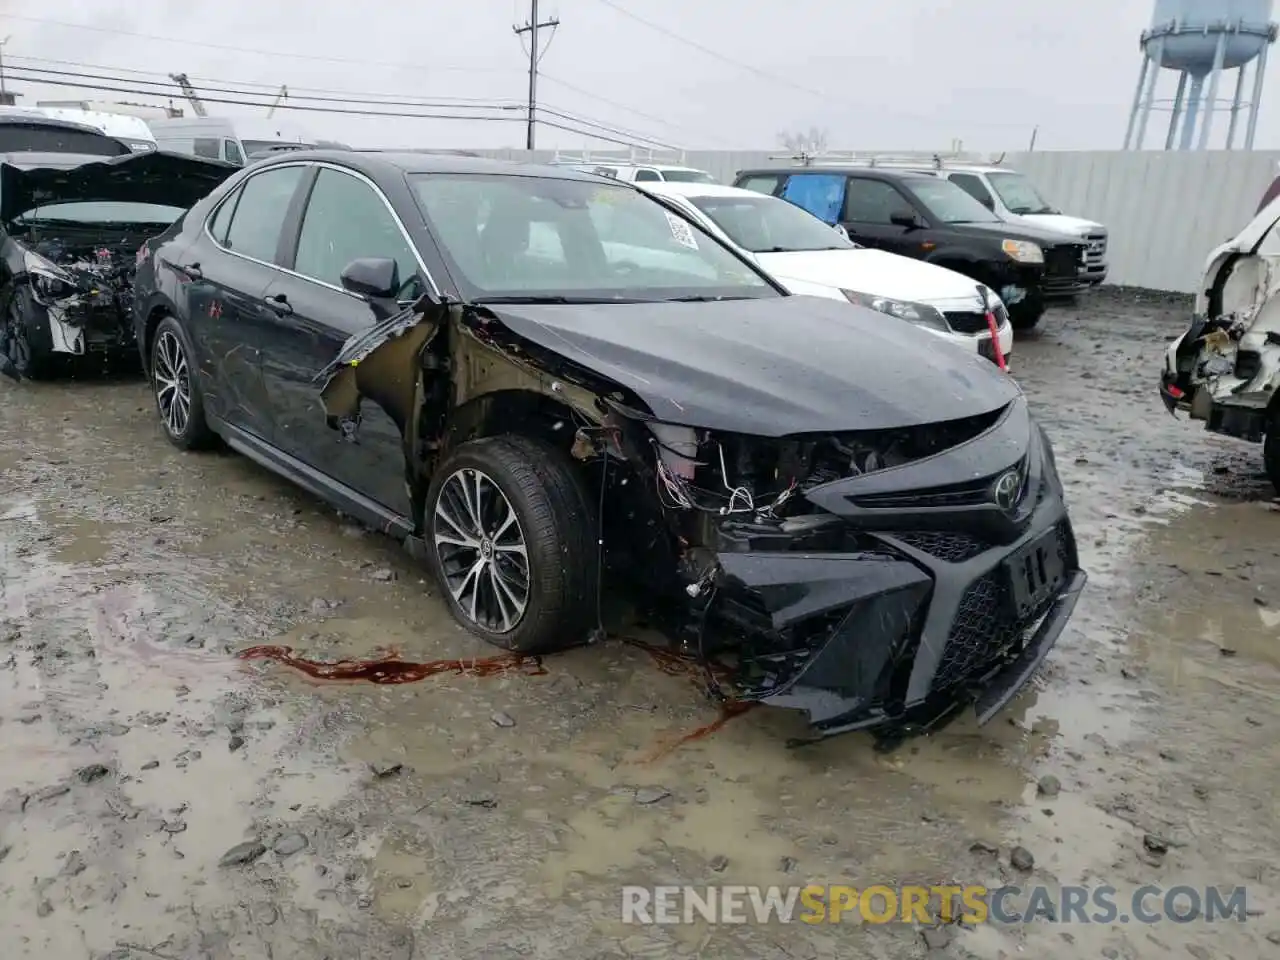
4 0 1276 153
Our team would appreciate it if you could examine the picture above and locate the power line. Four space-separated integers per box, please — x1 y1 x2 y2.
539 71 737 147
0 13 517 76
0 68 662 147
513 0 560 149
588 0 845 106
5 61 677 148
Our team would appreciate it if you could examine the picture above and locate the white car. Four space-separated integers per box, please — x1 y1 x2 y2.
1160 193 1280 493
639 181 1014 366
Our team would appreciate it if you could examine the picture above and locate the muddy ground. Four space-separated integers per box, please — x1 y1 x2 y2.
1 289 1278 959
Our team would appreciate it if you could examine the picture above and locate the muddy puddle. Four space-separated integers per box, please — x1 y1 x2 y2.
1 293 1278 959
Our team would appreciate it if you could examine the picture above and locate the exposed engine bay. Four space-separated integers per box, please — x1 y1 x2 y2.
15 223 151 355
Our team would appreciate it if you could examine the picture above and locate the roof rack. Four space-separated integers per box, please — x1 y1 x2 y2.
763 148 1006 169
548 146 691 166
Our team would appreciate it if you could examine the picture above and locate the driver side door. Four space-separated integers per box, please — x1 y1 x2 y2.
837 177 930 259
258 165 426 517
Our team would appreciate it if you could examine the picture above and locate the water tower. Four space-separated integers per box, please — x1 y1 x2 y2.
1124 0 1278 150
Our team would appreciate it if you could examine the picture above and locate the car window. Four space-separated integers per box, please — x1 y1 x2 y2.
948 173 994 210
903 177 1001 223
207 188 240 245
689 194 852 253
633 169 661 182
986 171 1056 215
660 169 716 183
0 124 130 156
193 137 221 160
842 178 908 224
293 167 420 294
780 174 848 224
223 139 244 165
737 175 781 196
410 172 776 301
222 165 305 263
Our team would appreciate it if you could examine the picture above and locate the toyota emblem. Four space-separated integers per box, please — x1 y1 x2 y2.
993 468 1023 511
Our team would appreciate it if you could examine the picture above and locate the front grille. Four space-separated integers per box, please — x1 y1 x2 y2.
943 310 990 335
1043 244 1084 278
891 530 989 563
1082 232 1107 268
932 523 1070 690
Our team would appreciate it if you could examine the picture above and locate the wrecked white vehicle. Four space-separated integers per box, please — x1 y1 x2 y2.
0 150 236 379
1161 195 1280 493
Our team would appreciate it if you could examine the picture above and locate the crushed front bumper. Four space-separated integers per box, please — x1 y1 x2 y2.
713 405 1086 741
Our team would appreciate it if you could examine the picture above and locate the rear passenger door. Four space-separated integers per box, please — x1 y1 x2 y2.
260 165 426 517
181 163 308 440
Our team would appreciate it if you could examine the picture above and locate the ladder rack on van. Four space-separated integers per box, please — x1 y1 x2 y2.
548 147 689 166
765 149 1006 169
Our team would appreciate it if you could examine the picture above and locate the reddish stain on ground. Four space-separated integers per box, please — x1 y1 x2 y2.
638 701 759 763
619 635 755 760
235 645 546 685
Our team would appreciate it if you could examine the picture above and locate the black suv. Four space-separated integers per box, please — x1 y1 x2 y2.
733 166 1087 329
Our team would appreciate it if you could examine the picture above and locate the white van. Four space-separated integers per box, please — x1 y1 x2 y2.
146 117 316 167
32 106 156 152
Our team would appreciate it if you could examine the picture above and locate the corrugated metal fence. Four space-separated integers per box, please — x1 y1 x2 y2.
469 148 1280 293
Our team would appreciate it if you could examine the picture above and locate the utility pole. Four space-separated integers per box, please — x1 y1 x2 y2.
513 0 559 150
0 36 11 104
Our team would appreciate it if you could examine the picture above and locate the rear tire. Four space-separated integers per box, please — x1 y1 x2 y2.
151 316 216 450
1265 408 1280 496
1 290 57 381
425 435 598 654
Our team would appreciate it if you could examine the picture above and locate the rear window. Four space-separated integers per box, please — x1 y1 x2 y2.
0 124 129 157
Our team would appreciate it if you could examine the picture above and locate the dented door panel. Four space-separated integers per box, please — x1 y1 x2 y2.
259 277 415 518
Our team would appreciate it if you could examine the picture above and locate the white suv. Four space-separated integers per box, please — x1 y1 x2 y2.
560 162 717 184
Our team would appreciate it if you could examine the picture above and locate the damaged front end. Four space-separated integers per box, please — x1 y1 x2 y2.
608 405 1086 741
1161 206 1280 447
12 244 139 357
316 297 1087 743
1161 306 1280 445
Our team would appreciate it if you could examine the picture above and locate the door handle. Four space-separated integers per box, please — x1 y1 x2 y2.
162 259 202 280
264 294 293 316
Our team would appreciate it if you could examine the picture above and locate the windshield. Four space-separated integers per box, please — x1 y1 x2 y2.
661 169 716 183
409 173 778 302
904 178 1002 223
688 194 853 253
987 171 1057 215
0 125 129 157
16 201 185 225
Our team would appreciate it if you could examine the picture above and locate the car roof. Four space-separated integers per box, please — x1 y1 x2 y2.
640 181 763 200
0 114 107 134
736 166 936 181
251 149 614 182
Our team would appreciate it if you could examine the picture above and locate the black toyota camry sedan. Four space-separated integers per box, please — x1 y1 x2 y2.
131 151 1085 740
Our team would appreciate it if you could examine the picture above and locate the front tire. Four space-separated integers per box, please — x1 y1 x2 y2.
1 290 57 380
426 435 597 654
151 316 216 450
1009 292 1045 330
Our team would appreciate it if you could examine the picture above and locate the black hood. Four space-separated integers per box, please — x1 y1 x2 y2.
0 150 237 222
946 219 1083 247
485 295 1020 436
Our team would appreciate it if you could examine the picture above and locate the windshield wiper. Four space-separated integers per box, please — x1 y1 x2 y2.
755 246 846 253
663 294 757 302
470 294 645 305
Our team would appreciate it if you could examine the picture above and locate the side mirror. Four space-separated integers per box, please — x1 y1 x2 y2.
340 257 399 299
889 210 920 229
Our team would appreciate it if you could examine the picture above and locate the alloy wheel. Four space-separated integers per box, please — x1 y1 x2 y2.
154 330 192 437
432 467 530 633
